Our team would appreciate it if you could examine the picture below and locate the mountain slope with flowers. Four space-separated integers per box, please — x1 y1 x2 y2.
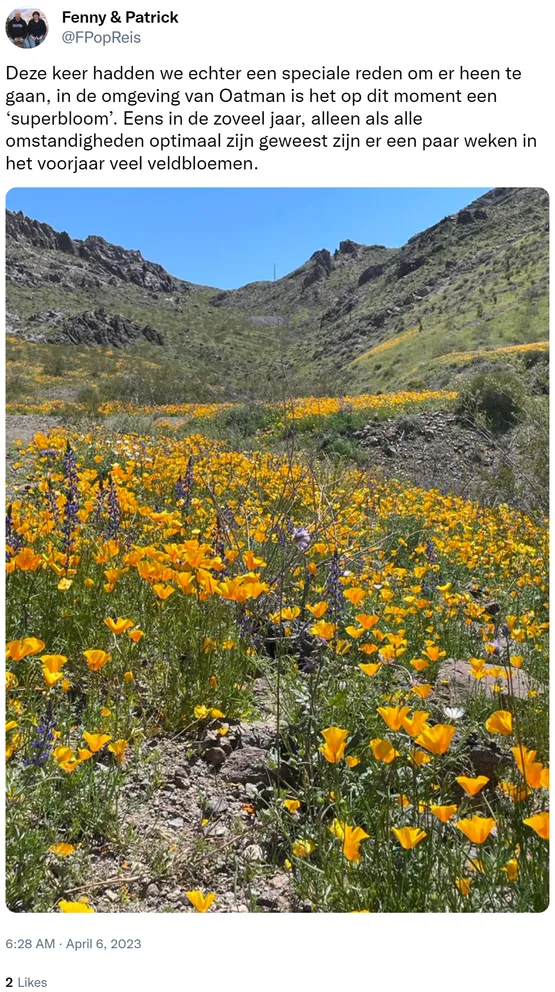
6 187 549 406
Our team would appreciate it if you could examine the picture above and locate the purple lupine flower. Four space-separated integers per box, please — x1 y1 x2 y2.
291 526 311 551
63 441 78 488
62 448 80 568
93 478 107 528
106 477 121 538
45 484 60 526
175 456 194 515
24 704 55 768
5 504 23 559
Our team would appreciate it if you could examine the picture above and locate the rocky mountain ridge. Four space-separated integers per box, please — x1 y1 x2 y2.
6 188 549 394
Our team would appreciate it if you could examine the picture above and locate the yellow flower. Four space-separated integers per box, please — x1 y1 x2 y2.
415 723 455 755
123 671 134 682
356 614 380 630
319 726 349 764
292 839 316 858
498 780 529 802
14 547 42 572
104 617 135 635
6 672 18 691
401 710 430 738
392 826 427 849
153 583 175 599
503 859 519 881
49 843 75 857
329 819 345 840
6 637 45 661
430 804 458 823
377 705 411 732
485 710 513 735
359 661 382 677
306 601 328 618
341 824 370 863
455 877 472 896
422 645 446 662
83 649 111 672
310 620 336 640
57 578 73 592
511 746 545 789
186 890 216 912
108 739 129 764
410 658 430 672
58 900 94 913
523 811 549 840
283 799 301 814
456 775 490 797
359 643 379 656
40 654 68 673
128 628 144 643
370 738 399 763
194 704 210 720
345 755 361 768
456 815 496 844
343 587 366 606
271 606 301 622
53 745 74 763
412 684 433 700
82 732 111 753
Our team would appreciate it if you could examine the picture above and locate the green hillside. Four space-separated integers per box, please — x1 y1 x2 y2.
6 188 549 405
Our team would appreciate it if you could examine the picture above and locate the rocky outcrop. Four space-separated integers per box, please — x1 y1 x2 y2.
336 239 361 255
358 262 385 286
6 209 185 294
24 307 165 347
302 248 333 290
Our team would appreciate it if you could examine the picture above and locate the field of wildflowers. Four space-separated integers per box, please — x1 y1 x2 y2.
5 406 549 913
5 388 456 423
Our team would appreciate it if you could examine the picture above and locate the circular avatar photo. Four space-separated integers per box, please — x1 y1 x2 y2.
6 8 48 48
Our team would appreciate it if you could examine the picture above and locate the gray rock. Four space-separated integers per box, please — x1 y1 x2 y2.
436 657 537 702
204 747 227 770
204 796 229 817
219 746 272 785
238 719 277 750
167 817 184 829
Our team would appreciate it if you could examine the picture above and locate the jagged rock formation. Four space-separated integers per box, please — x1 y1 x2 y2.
5 188 549 397
6 210 187 294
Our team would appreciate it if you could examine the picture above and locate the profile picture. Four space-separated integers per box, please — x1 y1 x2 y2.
6 8 48 47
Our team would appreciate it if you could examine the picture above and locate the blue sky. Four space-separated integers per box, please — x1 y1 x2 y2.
6 188 492 289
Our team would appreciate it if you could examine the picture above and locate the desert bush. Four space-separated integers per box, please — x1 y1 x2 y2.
457 371 525 432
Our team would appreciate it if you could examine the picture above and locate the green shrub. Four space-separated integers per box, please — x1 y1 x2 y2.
214 403 281 438
457 371 525 432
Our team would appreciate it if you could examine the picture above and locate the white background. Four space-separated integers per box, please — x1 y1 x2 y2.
1 2 553 989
